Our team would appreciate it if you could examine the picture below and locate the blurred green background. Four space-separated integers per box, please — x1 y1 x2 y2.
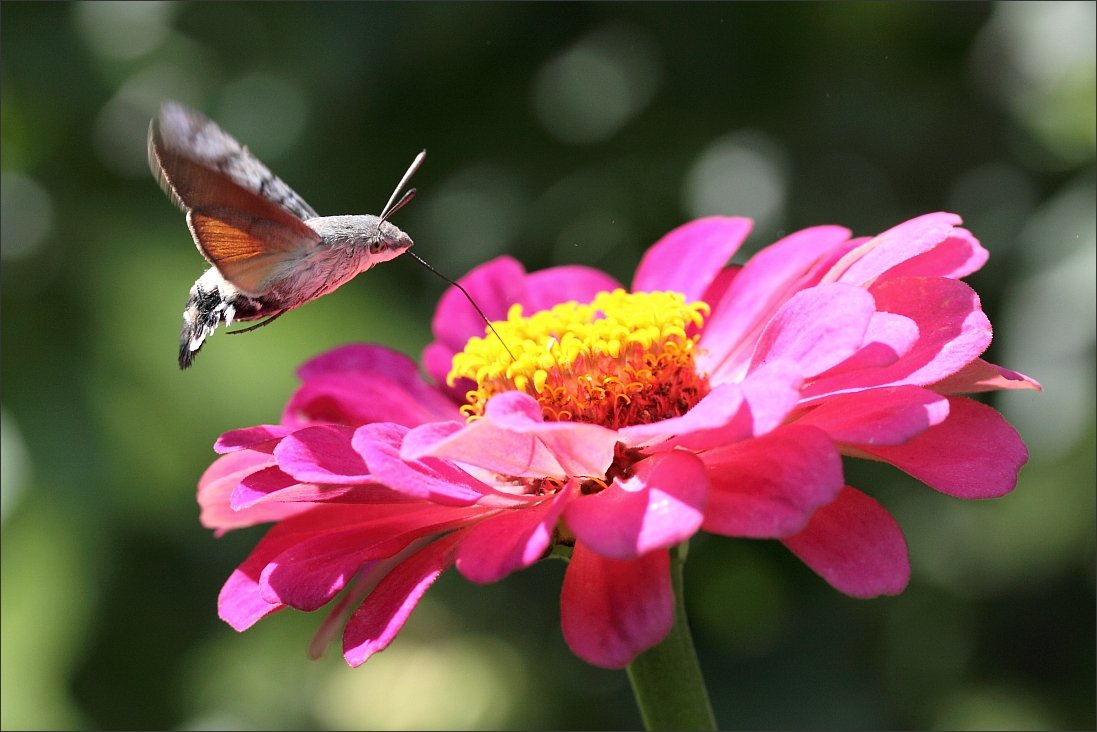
2 2 1094 729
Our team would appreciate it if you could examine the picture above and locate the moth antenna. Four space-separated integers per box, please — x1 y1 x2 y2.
380 188 416 223
380 149 427 221
406 251 516 361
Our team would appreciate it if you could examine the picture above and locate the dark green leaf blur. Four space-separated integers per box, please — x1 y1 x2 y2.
2 2 1093 729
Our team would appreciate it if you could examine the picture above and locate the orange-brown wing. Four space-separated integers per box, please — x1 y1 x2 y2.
188 208 321 296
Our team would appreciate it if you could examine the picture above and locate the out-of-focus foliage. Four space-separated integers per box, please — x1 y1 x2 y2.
2 2 1093 730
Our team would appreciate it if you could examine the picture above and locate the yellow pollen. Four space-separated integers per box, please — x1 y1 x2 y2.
448 289 711 429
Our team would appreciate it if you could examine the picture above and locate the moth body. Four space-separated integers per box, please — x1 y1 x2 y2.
149 100 423 369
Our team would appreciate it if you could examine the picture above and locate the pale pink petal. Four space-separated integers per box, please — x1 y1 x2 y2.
482 392 620 476
619 363 802 451
809 312 918 377
631 216 752 299
343 531 464 666
456 483 574 584
402 413 565 478
698 225 852 381
215 425 293 454
856 396 1028 498
796 386 950 446
804 277 992 396
565 451 708 559
782 486 910 598
261 505 477 611
521 266 622 313
618 383 745 450
929 358 1043 394
702 424 843 538
198 451 307 534
826 212 963 286
355 423 501 505
876 227 989 281
274 425 372 484
560 542 673 669
749 283 876 378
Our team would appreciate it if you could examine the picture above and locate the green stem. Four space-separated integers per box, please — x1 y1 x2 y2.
626 542 717 731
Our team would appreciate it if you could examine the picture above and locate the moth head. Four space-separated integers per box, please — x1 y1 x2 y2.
372 219 414 260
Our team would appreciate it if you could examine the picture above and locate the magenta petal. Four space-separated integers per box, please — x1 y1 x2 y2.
702 424 843 538
457 484 573 584
354 423 498 505
432 256 526 351
283 371 459 429
218 506 369 630
782 486 910 598
402 412 565 478
261 504 477 611
521 265 622 313
858 396 1028 498
929 358 1043 394
805 277 992 396
231 467 405 509
829 212 963 286
631 216 752 300
560 542 673 669
749 283 876 378
797 386 950 446
274 425 371 484
566 451 708 559
343 531 464 666
215 425 293 454
698 224 853 381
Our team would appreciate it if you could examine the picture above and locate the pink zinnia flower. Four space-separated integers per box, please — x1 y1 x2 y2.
200 212 1038 669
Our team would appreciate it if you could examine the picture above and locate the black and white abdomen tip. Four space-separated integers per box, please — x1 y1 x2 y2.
178 269 260 369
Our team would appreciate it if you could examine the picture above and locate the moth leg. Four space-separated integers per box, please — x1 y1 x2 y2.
226 310 288 335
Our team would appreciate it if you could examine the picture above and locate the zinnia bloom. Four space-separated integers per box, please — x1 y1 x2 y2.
200 212 1038 669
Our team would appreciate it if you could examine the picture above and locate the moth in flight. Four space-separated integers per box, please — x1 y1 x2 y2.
148 101 424 369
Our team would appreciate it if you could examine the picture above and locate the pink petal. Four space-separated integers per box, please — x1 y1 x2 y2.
565 451 708 559
782 486 910 598
355 423 501 505
560 542 673 669
749 283 876 378
456 483 574 584
521 265 622 313
797 311 919 383
631 216 752 300
877 227 989 281
273 425 372 484
619 363 802 451
283 370 459 429
804 277 992 396
929 358 1042 394
422 341 474 404
796 386 950 446
198 451 306 533
826 212 963 286
230 466 407 510
343 531 464 666
856 396 1028 499
431 257 526 352
482 392 619 476
218 506 370 630
214 425 293 454
261 504 478 611
702 424 843 538
698 224 853 382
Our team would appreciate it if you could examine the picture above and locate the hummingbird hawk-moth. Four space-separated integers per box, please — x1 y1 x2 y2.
148 101 424 369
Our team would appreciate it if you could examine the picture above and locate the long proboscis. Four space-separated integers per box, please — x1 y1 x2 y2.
406 251 516 361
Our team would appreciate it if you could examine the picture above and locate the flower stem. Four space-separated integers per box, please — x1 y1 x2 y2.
626 542 717 731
